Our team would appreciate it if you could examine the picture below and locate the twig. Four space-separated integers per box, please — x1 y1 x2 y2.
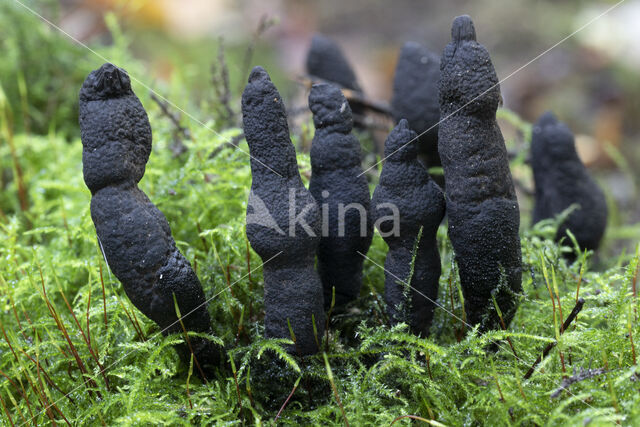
150 93 190 156
551 367 607 398
150 93 191 140
150 93 190 138
239 15 276 93
524 298 585 380
211 37 236 126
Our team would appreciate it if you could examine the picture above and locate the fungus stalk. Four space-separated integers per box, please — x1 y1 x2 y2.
391 42 442 176
242 66 325 355
438 16 522 331
308 83 372 308
532 112 608 259
371 120 445 335
306 34 362 94
306 34 365 120
79 63 222 377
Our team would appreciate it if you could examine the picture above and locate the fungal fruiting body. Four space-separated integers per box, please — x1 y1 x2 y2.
391 42 442 173
306 34 365 120
79 63 222 375
438 16 522 331
371 120 445 335
532 112 608 256
308 83 372 308
306 34 362 93
242 66 325 355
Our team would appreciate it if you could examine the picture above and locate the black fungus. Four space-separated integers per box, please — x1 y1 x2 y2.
308 83 373 308
306 34 365 121
391 42 442 174
371 120 445 335
532 111 608 256
79 63 222 376
306 34 362 93
242 66 325 355
438 16 522 331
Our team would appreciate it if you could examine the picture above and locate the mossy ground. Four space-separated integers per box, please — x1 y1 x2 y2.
1 3 640 425
0 113 639 425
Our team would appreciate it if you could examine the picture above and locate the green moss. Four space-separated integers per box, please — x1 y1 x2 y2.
0 113 638 425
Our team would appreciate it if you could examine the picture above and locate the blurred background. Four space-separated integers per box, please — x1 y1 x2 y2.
1 0 639 260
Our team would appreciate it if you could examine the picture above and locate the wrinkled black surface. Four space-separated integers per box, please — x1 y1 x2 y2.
308 83 372 308
391 42 442 172
532 112 607 257
371 120 445 335
79 63 221 375
438 16 522 331
242 66 325 355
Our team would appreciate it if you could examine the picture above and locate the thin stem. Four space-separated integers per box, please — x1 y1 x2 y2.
275 377 301 422
323 353 349 427
524 298 585 380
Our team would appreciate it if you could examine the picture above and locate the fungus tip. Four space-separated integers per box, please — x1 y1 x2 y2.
372 115 445 335
537 111 559 128
310 34 331 51
82 62 131 99
309 82 330 98
397 118 410 130
384 119 417 157
248 66 269 84
306 33 362 95
404 41 421 50
309 82 342 104
309 82 352 130
451 15 476 43
531 111 608 259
